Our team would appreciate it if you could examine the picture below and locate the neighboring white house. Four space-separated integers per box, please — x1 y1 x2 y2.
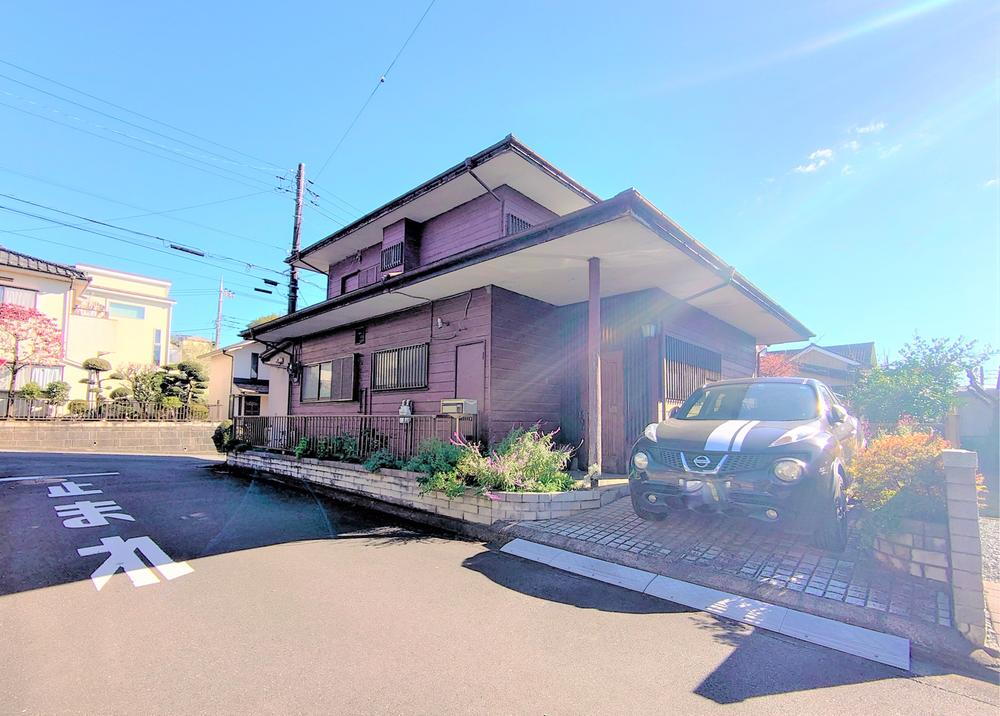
203 340 288 418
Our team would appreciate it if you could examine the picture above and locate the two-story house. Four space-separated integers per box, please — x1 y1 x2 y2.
0 247 174 404
203 340 289 418
244 136 813 473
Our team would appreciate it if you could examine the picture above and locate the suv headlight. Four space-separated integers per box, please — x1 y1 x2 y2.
643 423 658 442
633 451 649 470
772 458 806 483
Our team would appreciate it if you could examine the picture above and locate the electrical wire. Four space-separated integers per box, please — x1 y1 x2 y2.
314 0 437 181
0 57 285 172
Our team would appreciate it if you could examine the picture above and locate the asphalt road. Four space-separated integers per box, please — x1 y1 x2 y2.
1 452 996 715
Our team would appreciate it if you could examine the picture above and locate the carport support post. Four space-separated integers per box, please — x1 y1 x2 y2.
587 257 602 488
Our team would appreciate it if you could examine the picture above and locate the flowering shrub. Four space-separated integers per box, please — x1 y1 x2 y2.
416 426 574 496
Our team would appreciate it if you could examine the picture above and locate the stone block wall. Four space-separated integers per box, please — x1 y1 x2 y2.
0 421 218 454
941 449 987 647
228 450 626 528
872 518 951 583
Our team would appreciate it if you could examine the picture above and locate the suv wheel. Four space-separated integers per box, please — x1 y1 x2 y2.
812 473 848 551
631 492 668 521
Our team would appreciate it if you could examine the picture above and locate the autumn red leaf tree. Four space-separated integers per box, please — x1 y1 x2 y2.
0 304 64 416
758 351 798 377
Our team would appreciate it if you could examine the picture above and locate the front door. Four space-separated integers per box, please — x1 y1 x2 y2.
601 350 626 474
455 342 486 438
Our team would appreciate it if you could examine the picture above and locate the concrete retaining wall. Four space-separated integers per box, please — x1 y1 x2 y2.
227 450 627 531
0 421 218 454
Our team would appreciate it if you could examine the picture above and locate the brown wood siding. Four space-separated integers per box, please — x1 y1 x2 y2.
488 287 564 445
560 288 756 463
290 287 491 422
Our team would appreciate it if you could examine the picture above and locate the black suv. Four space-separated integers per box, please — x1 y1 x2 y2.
628 377 860 551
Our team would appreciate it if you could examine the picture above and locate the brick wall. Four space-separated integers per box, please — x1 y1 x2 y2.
0 421 218 454
872 518 950 582
228 450 626 529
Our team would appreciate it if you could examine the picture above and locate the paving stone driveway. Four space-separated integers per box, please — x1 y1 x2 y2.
516 496 952 628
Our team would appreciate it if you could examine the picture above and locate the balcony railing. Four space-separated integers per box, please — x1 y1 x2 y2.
233 413 477 461
0 397 224 422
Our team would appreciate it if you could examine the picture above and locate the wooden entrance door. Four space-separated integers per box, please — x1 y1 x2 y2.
601 350 626 474
455 341 486 438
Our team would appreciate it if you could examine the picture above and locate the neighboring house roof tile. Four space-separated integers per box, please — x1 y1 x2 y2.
0 246 87 280
824 342 876 366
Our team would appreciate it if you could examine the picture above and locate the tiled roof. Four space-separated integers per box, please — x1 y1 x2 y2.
0 246 87 280
824 342 876 366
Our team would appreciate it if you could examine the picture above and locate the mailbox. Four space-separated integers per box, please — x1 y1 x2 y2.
440 399 478 416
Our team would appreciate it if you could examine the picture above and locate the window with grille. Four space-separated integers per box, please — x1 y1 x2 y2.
505 214 532 235
0 286 37 307
665 337 722 401
371 343 428 391
380 243 404 271
300 355 356 402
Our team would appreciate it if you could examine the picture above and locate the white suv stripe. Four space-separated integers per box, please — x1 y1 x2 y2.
730 420 760 452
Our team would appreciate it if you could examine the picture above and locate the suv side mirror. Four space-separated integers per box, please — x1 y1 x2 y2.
668 406 679 418
829 405 847 424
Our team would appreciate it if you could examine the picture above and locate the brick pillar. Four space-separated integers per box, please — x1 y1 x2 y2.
942 449 986 646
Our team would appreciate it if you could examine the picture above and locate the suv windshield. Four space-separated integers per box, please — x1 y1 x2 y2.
675 382 819 421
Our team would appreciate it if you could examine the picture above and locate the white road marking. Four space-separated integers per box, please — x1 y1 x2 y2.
730 420 760 452
77 535 193 590
0 471 119 482
47 481 103 497
500 538 910 670
54 500 135 528
704 420 748 451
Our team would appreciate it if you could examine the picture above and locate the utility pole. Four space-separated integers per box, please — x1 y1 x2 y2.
288 162 305 314
215 276 225 347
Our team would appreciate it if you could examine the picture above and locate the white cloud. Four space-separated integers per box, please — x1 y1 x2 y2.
854 121 886 134
843 139 861 151
793 148 834 173
878 143 902 159
841 164 854 176
985 178 999 189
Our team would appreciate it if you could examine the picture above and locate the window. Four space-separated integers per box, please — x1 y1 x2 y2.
665 337 722 401
300 355 356 402
354 326 366 345
29 366 62 386
505 214 532 235
250 352 260 379
675 382 819 422
109 302 145 319
153 329 162 365
242 396 261 416
380 243 403 271
341 272 360 294
0 286 37 307
372 343 428 391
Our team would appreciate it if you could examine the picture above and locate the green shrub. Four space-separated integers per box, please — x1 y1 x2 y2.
224 439 251 454
160 396 183 410
14 381 42 400
188 403 210 421
363 448 400 472
212 420 233 452
404 438 463 475
457 426 573 493
109 386 131 399
82 357 112 372
294 437 312 460
419 469 468 498
41 381 71 406
315 433 359 462
67 400 89 416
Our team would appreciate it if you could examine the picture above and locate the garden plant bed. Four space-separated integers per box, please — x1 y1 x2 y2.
226 450 627 538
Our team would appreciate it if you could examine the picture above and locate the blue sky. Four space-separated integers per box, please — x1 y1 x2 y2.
1 1 997 377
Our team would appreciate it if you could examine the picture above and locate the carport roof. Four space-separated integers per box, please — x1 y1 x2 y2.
246 189 812 346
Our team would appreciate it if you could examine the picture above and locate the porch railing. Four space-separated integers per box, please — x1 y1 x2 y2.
0 397 224 422
233 413 477 462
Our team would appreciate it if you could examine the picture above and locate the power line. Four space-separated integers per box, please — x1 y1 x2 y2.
0 164 287 250
0 71 277 176
0 193 295 280
0 228 288 306
314 0 437 181
0 57 286 172
0 90 277 191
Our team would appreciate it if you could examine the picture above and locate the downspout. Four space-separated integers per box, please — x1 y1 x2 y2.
221 346 235 419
